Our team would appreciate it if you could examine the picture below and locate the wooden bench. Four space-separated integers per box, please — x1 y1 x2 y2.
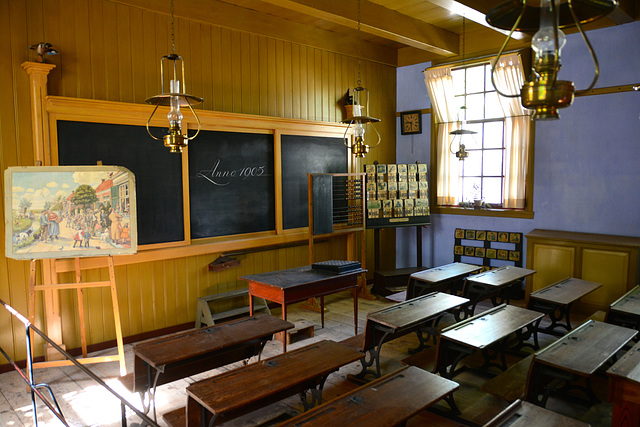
483 399 590 426
195 288 270 328
178 340 362 427
131 314 293 418
482 354 534 402
277 366 459 427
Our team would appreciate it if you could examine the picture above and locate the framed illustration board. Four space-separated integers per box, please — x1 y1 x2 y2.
4 165 137 260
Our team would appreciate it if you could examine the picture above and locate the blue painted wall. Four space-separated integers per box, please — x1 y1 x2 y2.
395 21 640 269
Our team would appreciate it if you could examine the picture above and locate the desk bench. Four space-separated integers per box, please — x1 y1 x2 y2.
433 304 543 380
407 262 482 299
181 340 362 427
607 285 640 331
195 288 270 328
483 399 589 427
350 291 469 379
276 366 459 427
526 320 637 408
462 266 536 318
527 277 602 336
131 314 293 418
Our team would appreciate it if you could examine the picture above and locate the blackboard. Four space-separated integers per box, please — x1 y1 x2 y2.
57 121 184 245
188 130 275 238
281 135 347 229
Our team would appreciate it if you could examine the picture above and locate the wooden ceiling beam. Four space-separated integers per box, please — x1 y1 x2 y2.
255 0 460 56
109 0 398 66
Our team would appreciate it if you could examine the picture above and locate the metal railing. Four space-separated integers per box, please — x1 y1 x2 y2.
0 297 159 427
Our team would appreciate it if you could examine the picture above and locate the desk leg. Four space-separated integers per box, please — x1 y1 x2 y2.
281 303 287 352
320 296 325 329
353 287 358 335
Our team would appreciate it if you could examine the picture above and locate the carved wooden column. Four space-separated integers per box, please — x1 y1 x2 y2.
22 61 65 360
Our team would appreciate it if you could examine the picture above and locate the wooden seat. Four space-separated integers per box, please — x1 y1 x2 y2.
482 354 534 402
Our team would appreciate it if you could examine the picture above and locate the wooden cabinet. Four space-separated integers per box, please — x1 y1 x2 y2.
525 229 640 314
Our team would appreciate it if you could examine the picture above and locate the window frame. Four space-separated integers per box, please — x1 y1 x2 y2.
427 58 535 219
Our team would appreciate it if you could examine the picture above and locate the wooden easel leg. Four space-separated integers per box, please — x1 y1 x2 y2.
27 260 37 383
75 258 88 358
108 257 127 376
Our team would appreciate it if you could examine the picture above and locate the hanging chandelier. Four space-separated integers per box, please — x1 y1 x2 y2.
486 0 617 120
146 0 203 153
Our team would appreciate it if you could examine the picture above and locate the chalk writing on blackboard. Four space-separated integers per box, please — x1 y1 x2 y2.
196 159 270 186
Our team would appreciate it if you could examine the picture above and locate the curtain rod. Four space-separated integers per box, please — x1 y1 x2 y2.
424 49 524 72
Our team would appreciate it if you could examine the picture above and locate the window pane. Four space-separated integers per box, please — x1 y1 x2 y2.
484 121 504 148
462 177 482 202
483 177 502 204
463 151 482 176
451 68 465 96
466 93 485 121
463 123 482 150
483 149 504 176
465 65 485 94
485 91 502 120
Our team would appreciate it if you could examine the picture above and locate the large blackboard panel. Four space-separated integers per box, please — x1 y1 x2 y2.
281 135 347 229
57 121 184 245
189 131 275 238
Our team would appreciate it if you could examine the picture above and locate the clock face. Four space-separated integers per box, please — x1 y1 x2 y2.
401 112 421 135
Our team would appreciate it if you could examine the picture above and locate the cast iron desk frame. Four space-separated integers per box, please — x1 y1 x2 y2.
131 314 293 420
184 340 363 427
407 262 482 299
355 291 469 379
434 304 544 380
526 320 637 408
527 277 602 336
276 366 459 427
462 266 536 318
240 266 365 351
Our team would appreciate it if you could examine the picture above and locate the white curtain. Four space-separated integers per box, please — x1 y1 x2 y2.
491 53 532 209
423 67 460 206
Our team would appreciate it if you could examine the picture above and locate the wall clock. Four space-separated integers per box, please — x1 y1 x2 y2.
400 110 422 135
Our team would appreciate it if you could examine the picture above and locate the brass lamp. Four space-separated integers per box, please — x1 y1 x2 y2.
342 85 381 158
146 0 203 153
487 0 617 119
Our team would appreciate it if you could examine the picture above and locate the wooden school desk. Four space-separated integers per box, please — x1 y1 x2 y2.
353 291 469 379
183 340 362 427
527 277 602 335
433 304 543 380
276 366 459 427
607 285 640 330
526 320 637 408
240 265 365 351
407 262 482 299
462 266 536 317
483 399 589 427
607 339 640 426
131 314 293 418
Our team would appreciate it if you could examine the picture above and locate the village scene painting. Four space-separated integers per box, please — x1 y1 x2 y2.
5 166 137 260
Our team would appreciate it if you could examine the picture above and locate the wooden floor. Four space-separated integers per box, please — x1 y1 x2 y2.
0 290 614 426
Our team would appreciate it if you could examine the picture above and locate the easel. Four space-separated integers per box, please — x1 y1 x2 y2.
28 256 127 376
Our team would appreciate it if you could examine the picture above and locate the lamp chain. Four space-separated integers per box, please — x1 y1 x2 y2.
357 0 362 86
462 16 467 122
170 0 176 54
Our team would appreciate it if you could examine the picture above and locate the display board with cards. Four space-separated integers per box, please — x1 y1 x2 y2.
453 228 523 268
364 162 431 229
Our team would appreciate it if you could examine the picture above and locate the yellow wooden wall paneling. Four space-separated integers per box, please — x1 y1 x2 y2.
1 0 397 363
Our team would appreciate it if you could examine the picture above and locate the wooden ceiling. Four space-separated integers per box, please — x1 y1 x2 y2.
117 0 638 67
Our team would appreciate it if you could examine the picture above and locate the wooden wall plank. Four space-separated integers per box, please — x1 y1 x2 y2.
0 0 397 364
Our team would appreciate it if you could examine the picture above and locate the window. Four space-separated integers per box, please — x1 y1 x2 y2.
424 53 533 217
